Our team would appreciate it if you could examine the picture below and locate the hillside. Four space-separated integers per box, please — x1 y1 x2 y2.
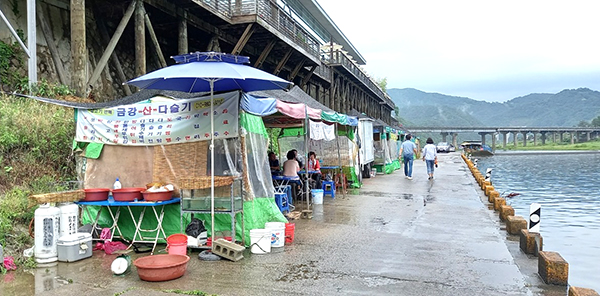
389 87 600 127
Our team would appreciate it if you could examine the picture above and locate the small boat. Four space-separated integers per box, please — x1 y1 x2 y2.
460 141 493 156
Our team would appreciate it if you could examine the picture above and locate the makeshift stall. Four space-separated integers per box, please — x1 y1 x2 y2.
373 121 394 174
30 90 288 246
387 128 401 172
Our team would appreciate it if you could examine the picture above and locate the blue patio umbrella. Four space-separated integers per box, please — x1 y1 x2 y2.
126 52 293 245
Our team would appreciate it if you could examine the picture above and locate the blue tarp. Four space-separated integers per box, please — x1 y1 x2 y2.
241 93 278 116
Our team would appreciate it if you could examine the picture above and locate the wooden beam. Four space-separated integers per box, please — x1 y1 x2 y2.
88 0 136 88
288 58 305 82
135 0 146 77
254 39 275 68
178 10 188 55
70 0 86 96
92 2 132 96
139 3 167 68
274 48 292 75
299 65 316 88
231 23 254 55
37 3 67 85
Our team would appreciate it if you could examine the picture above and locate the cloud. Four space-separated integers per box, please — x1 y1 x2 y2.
317 0 600 102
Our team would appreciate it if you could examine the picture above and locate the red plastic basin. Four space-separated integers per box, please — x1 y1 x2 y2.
141 190 173 201
111 187 145 201
134 254 190 282
83 188 110 201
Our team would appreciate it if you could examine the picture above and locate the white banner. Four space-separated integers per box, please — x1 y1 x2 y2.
76 91 239 145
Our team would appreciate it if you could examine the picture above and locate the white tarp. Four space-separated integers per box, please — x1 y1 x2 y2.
309 120 335 141
76 91 239 145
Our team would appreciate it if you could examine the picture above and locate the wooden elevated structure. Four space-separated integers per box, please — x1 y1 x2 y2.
5 0 394 125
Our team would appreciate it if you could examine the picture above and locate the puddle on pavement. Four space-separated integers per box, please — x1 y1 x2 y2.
360 275 403 287
277 261 320 282
396 193 414 200
371 216 389 226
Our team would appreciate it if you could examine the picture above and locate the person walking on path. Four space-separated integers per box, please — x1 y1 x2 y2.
422 137 438 180
400 134 418 179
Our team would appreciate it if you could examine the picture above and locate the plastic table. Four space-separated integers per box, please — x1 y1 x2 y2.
76 198 180 255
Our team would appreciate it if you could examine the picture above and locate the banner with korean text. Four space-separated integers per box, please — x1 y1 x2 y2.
76 91 239 145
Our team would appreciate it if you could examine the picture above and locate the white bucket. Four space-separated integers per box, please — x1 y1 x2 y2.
311 189 324 205
250 229 271 254
265 222 285 248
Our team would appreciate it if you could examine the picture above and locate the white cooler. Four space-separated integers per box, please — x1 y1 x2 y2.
57 233 92 262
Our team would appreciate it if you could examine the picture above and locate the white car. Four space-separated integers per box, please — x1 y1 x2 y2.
437 142 452 153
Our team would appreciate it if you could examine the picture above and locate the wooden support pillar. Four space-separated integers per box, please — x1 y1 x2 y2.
287 58 305 82
140 4 167 68
299 65 316 88
232 23 255 55
92 2 132 96
88 0 136 89
254 40 275 68
206 35 221 52
135 0 146 77
71 0 87 97
178 10 188 55
38 3 67 85
274 48 292 75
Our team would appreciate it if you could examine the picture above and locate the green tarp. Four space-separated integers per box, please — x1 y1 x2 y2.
82 112 287 247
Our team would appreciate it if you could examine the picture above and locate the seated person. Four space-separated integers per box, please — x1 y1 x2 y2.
268 151 281 176
282 150 302 199
291 149 304 169
307 151 322 189
282 150 300 178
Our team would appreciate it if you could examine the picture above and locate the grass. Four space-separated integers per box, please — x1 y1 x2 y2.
0 93 77 260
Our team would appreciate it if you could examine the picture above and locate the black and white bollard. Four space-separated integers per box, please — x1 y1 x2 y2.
529 203 541 233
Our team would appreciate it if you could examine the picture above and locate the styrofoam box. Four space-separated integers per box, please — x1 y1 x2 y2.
57 232 92 262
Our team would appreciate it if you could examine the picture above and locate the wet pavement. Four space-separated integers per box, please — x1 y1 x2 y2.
1 153 568 295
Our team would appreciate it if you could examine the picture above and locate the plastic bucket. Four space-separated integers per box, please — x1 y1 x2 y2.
166 234 187 256
250 229 271 254
285 223 295 244
265 222 285 248
311 189 324 205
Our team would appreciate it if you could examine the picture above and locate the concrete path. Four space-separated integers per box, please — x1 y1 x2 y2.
1 153 567 295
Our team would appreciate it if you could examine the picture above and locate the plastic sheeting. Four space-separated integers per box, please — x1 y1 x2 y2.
241 93 277 116
80 97 286 246
275 100 321 120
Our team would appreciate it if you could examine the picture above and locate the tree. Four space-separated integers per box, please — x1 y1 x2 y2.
591 116 600 127
376 77 387 92
577 120 591 127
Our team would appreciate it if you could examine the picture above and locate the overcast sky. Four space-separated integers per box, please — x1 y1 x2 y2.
316 0 600 102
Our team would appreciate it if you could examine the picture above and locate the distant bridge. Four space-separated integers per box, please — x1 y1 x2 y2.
404 126 600 150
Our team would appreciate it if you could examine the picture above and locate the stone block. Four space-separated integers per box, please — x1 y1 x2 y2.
493 197 506 211
481 180 491 190
485 185 495 196
506 215 527 234
500 205 514 221
488 190 500 203
212 239 245 262
538 251 569 286
569 286 600 296
520 229 543 255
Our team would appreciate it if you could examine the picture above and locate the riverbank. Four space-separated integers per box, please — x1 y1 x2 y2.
498 139 600 151
0 154 569 295
495 150 600 155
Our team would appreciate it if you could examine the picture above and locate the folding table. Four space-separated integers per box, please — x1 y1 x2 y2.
77 198 180 255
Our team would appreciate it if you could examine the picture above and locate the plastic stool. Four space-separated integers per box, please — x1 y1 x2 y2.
322 180 335 198
276 185 293 205
274 192 290 213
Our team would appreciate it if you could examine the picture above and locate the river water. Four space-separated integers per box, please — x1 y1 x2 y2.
477 152 600 292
